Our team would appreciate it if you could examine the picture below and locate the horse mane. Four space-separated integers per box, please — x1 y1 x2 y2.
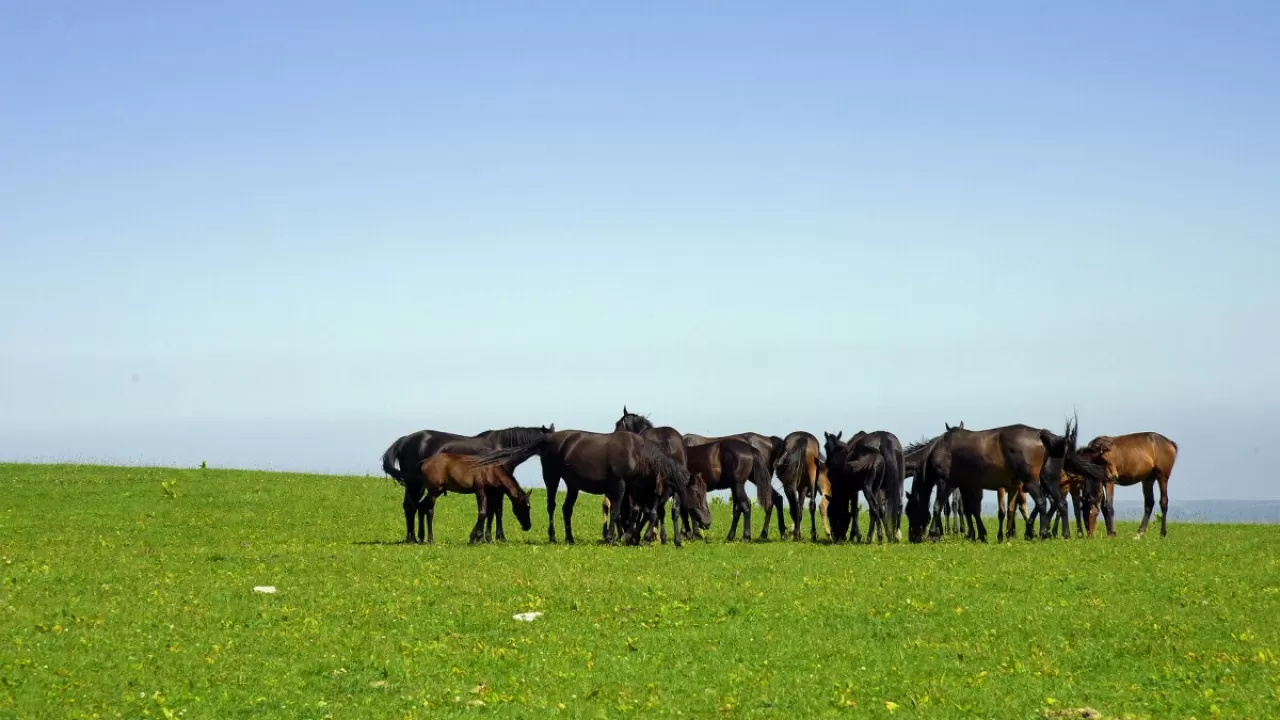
636 439 690 491
487 425 551 448
902 436 934 455
618 412 655 433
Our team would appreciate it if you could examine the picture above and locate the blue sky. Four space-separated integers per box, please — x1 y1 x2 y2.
2 1 1278 500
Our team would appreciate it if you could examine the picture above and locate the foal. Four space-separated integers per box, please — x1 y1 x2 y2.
418 453 533 544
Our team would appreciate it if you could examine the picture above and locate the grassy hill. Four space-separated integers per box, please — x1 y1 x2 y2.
2 463 1278 719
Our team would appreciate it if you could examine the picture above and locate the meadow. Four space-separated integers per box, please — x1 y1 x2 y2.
2 463 1278 719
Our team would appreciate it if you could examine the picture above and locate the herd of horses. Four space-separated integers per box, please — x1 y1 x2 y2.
379 407 1179 547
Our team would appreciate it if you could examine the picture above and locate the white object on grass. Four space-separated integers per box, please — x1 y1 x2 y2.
512 612 542 622
253 586 277 594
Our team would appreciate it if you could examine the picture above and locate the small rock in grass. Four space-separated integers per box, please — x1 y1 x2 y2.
512 611 543 622
253 586 277 594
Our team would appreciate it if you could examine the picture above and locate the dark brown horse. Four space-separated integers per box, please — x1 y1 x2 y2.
610 407 690 539
683 432 787 538
906 416 1106 543
472 430 702 544
381 424 554 543
684 438 774 542
417 453 533 544
775 431 822 540
823 430 904 543
1079 431 1178 538
903 427 962 540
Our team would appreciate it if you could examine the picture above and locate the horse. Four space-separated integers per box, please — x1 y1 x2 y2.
610 407 690 540
903 427 962 541
1078 432 1178 538
823 430 904 543
683 432 787 539
683 438 775 542
380 424 554 543
775 431 822 540
620 464 712 548
471 429 701 544
815 459 833 539
417 453 533 544
906 415 1106 543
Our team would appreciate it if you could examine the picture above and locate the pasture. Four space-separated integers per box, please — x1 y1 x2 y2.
2 463 1278 719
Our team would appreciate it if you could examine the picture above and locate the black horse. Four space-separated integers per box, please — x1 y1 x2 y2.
380 424 554 543
472 429 705 544
823 430 904 543
611 407 690 539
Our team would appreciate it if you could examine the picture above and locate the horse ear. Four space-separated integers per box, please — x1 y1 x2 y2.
836 430 843 440
945 422 952 431
959 421 965 429
623 405 628 415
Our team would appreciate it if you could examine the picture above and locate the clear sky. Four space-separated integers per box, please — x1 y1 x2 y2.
2 2 1278 501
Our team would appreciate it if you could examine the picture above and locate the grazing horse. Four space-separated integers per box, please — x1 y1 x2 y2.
471 430 695 544
621 465 712 548
684 438 774 542
1079 432 1178 538
609 407 690 540
683 432 787 539
903 427 962 541
824 430 904 543
417 453 533 544
906 416 1106 543
775 431 822 540
381 424 554 543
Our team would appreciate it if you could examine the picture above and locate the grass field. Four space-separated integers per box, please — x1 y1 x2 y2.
2 463 1278 719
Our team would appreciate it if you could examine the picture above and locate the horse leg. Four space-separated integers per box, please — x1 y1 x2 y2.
971 492 988 543
808 488 819 542
562 485 580 544
774 488 786 538
784 486 801 541
544 469 561 544
851 491 864 543
1137 478 1156 539
469 492 488 545
1024 481 1050 540
1103 481 1117 537
492 488 506 542
1157 475 1169 537
996 489 1007 543
1071 487 1085 538
726 484 743 542
403 481 423 544
422 492 437 544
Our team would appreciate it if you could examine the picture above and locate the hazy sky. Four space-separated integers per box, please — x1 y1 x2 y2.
3 2 1278 501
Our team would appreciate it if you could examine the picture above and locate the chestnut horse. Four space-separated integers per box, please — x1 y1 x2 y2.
417 453 533 544
775 431 822 540
1079 432 1178 538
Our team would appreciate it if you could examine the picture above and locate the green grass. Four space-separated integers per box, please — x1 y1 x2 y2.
2 463 1278 719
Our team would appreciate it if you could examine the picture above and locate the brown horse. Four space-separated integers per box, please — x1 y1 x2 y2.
775 431 822 540
684 438 774 542
472 429 702 544
610 407 690 540
903 426 963 540
683 432 787 538
381 424 554 543
906 416 1106 543
1079 432 1178 538
815 459 833 539
417 453 533 544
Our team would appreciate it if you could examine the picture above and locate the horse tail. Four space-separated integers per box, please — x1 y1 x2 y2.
780 438 808 491
381 435 408 486
749 446 773 510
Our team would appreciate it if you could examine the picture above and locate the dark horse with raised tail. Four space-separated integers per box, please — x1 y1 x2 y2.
472 429 707 545
380 424 554 543
906 415 1106 543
